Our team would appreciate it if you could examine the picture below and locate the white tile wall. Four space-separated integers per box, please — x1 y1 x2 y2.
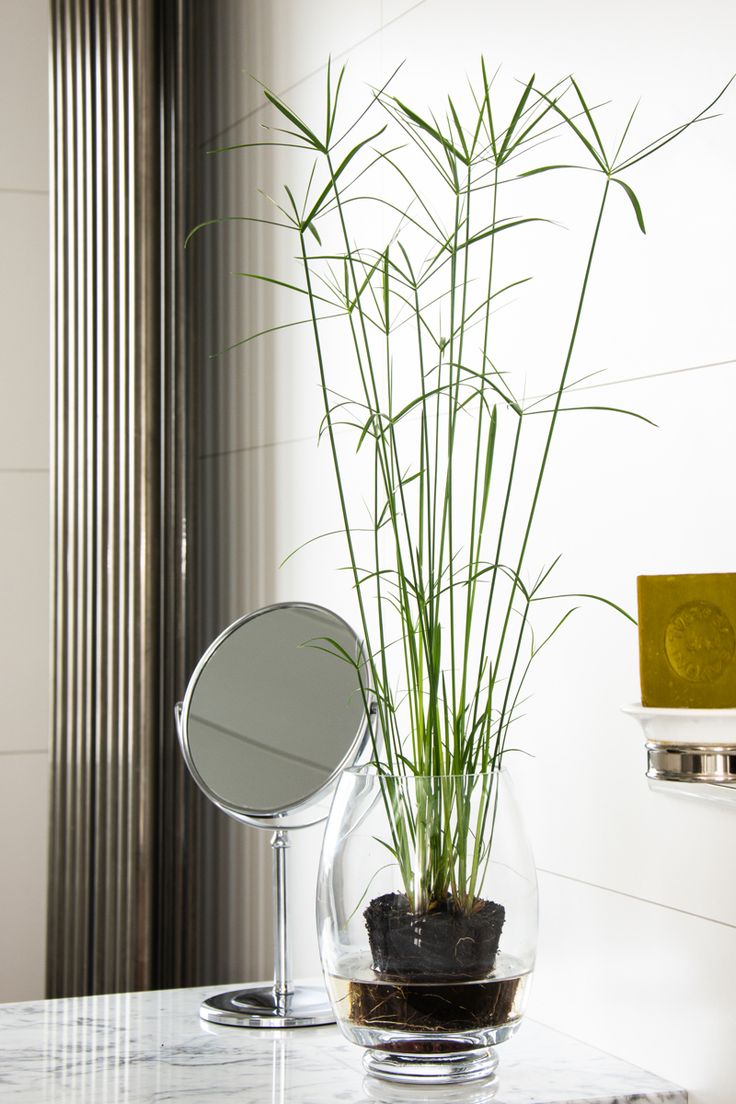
201 2 736 1098
0 752 49 1002
0 194 50 468
0 473 50 754
0 0 50 192
0 0 50 1004
531 871 736 1104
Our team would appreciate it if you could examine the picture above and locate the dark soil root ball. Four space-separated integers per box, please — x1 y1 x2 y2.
364 892 505 980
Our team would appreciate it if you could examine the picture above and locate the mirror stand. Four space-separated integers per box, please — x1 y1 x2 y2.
200 828 335 1028
177 603 369 1029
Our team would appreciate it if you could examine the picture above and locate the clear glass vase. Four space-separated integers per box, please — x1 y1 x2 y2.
317 768 537 1087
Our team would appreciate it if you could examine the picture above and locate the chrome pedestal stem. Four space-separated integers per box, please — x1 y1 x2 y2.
272 829 292 1007
199 827 334 1027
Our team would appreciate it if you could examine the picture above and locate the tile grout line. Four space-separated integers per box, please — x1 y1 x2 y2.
0 748 49 757
0 186 49 196
538 865 736 931
559 355 736 395
197 354 734 460
524 1015 687 1096
199 433 314 460
203 0 430 147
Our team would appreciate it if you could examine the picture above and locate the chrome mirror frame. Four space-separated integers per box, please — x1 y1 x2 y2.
176 600 372 829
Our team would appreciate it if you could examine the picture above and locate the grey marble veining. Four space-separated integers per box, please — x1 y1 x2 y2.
0 984 685 1103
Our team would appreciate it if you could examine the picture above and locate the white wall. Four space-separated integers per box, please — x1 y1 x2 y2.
200 2 736 1099
0 0 50 1003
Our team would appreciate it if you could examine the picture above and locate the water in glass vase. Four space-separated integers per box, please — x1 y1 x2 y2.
327 952 530 1052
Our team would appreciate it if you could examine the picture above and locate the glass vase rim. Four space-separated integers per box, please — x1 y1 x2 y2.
344 764 508 782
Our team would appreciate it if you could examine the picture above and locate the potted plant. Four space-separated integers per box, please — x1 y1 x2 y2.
194 60 729 1084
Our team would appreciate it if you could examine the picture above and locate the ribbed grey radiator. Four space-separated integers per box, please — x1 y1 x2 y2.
47 0 210 997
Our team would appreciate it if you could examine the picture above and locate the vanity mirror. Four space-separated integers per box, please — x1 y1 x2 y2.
176 602 370 1027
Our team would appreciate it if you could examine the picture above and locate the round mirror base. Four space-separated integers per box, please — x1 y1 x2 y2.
200 984 335 1028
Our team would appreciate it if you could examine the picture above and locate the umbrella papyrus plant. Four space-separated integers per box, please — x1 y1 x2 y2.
192 62 731 917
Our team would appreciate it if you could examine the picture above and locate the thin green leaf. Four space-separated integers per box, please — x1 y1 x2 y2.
480 57 498 156
211 312 343 358
612 177 646 234
283 185 301 222
234 271 333 308
392 96 469 165
517 163 584 178
612 99 640 164
614 75 735 172
328 65 347 145
303 126 387 229
303 635 361 668
347 862 397 922
524 404 656 426
497 73 535 160
447 95 470 160
263 88 325 151
533 86 607 171
532 592 636 624
325 57 333 146
530 553 563 597
307 221 323 245
479 406 498 532
455 216 551 254
206 139 316 154
570 77 608 166
532 607 578 655
280 526 385 568
184 214 293 248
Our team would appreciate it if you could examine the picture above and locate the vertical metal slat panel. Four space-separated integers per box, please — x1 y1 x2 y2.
48 0 207 998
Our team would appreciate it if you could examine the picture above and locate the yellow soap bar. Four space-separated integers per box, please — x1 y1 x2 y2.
637 574 736 707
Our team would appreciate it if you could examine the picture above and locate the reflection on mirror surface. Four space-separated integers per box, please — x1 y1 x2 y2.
186 604 365 813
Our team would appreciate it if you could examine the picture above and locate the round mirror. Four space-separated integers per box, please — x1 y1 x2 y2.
178 602 370 830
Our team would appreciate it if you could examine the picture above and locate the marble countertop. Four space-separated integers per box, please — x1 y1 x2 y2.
0 983 685 1103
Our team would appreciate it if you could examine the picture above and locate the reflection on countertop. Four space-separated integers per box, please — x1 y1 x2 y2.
0 983 685 1103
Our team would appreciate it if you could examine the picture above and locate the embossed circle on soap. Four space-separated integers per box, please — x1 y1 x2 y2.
664 601 736 683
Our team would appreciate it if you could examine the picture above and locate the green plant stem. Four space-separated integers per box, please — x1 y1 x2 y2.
297 230 382 752
461 166 500 738
326 153 431 768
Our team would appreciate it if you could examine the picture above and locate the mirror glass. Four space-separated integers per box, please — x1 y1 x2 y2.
180 604 367 826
